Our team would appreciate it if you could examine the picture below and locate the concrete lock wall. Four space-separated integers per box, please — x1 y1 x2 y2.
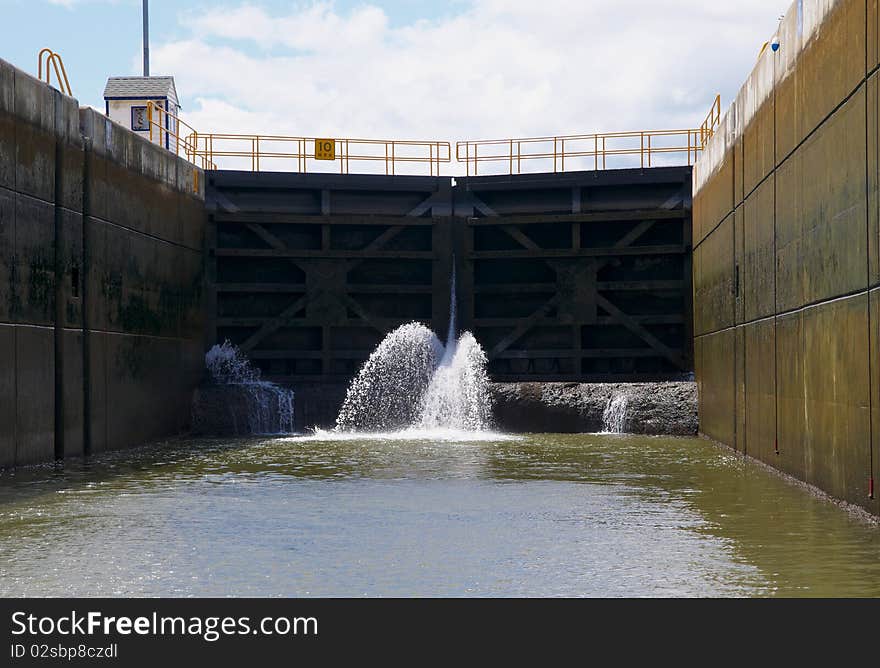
693 0 880 515
0 58 206 468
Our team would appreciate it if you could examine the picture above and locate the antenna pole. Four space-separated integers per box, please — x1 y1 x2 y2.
142 0 150 76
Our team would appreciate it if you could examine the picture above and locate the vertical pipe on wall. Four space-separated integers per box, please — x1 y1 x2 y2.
82 138 92 456
52 91 64 461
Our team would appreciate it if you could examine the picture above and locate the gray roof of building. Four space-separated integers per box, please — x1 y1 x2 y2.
103 76 178 102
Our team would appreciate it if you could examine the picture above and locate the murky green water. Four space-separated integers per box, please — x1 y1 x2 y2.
0 432 878 597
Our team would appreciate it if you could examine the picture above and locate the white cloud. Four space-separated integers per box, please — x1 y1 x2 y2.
47 0 123 6
149 0 791 172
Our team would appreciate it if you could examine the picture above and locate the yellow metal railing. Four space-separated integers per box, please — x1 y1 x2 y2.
699 94 722 148
37 48 72 96
142 98 721 178
455 128 704 176
184 134 451 176
146 101 215 191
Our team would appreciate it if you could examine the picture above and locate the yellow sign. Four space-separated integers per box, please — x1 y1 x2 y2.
315 138 336 161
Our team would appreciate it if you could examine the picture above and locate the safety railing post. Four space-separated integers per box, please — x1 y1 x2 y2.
509 139 513 175
552 137 557 173
38 48 50 82
640 131 644 169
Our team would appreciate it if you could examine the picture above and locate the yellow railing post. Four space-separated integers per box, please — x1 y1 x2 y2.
38 49 72 96
509 139 513 175
640 131 644 169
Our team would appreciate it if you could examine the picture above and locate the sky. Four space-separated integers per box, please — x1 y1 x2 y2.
2 0 792 155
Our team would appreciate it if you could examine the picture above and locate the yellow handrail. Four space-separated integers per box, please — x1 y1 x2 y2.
699 94 722 148
146 101 215 192
187 134 451 176
37 48 72 96
138 97 720 178
456 128 703 176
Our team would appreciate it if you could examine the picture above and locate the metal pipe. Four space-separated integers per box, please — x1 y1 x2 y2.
143 0 150 77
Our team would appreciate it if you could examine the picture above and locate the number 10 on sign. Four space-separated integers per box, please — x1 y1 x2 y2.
315 139 335 161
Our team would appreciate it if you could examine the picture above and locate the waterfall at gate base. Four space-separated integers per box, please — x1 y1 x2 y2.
192 341 295 435
335 264 493 433
602 392 629 434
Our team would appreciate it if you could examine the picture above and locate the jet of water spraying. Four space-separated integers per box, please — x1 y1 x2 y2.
335 323 444 432
418 332 491 431
334 260 493 434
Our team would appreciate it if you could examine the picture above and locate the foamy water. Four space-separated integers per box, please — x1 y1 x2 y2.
292 427 519 443
334 263 494 435
202 340 295 435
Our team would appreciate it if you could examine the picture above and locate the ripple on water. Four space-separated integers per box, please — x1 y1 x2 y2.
0 433 879 597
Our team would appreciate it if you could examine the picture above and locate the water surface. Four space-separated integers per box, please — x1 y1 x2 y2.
0 432 878 597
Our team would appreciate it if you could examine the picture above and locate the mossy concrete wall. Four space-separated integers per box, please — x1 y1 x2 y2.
693 0 880 515
0 58 205 468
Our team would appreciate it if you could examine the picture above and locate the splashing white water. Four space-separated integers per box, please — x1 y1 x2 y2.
334 325 493 433
602 393 629 434
418 332 491 431
335 259 494 435
206 340 260 384
204 340 295 435
335 322 444 431
298 427 518 443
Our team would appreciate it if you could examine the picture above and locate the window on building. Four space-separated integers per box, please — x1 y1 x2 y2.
131 106 149 131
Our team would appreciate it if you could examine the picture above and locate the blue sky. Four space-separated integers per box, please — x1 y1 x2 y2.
3 1 464 110
2 0 791 151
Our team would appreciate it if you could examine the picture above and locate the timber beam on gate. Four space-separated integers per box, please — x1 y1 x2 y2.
215 314 687 327
464 209 685 226
214 249 435 259
214 283 434 294
470 281 684 293
469 245 682 259
213 212 436 225
473 315 684 326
